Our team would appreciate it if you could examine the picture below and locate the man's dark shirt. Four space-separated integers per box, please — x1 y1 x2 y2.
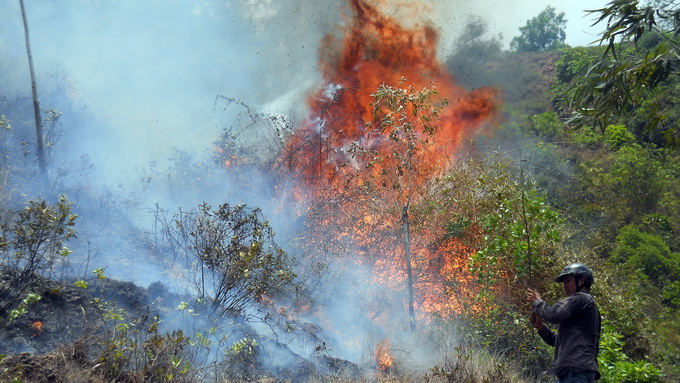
533 292 601 379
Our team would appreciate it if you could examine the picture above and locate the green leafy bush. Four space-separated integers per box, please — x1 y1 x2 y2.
554 47 600 85
0 196 77 314
599 323 663 383
528 112 563 139
612 225 678 285
471 189 561 286
604 125 636 151
93 307 195 382
154 203 297 317
661 280 680 308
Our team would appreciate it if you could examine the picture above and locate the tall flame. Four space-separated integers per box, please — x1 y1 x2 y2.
278 0 497 321
279 0 496 194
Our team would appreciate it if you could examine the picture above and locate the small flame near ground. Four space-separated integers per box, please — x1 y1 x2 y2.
31 321 43 336
375 339 394 372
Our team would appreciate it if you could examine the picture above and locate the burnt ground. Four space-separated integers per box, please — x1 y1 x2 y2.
0 271 364 382
0 271 162 382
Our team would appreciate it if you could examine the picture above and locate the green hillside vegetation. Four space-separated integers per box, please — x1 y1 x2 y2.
442 4 679 380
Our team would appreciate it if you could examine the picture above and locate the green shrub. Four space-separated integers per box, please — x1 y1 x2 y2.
0 196 77 314
599 323 663 383
528 112 563 139
661 280 680 309
555 47 600 84
612 225 678 284
569 125 603 147
154 203 297 317
604 125 636 151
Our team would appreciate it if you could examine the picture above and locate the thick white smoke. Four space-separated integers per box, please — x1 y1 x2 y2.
0 0 604 193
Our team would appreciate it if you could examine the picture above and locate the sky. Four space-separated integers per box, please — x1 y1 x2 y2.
476 0 608 47
0 0 609 192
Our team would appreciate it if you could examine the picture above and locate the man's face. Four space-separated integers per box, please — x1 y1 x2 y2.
563 275 578 296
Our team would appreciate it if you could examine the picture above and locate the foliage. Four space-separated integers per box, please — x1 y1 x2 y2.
555 47 603 85
463 186 561 376
360 78 448 202
224 337 258 366
511 6 568 52
603 145 667 223
5 292 41 322
528 111 563 139
604 124 637 150
155 203 296 317
660 280 680 307
616 79 680 147
0 196 77 313
598 322 664 382
568 0 680 147
93 303 195 382
612 225 679 290
424 157 558 377
545 136 675 247
471 189 562 289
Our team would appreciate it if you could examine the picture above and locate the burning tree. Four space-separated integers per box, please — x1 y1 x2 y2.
277 0 497 327
357 80 450 330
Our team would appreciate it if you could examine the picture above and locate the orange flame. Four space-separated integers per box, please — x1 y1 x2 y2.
31 321 43 336
277 1 496 320
375 339 394 372
279 0 497 194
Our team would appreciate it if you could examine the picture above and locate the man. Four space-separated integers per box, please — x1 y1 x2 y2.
527 263 601 382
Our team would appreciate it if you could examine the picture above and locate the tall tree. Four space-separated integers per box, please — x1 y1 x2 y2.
511 6 568 52
568 0 680 147
19 0 48 183
355 81 449 330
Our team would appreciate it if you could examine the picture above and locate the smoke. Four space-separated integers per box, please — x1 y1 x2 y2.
0 0 605 191
1 1 337 191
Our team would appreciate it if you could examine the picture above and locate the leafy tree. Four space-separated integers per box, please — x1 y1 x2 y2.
612 224 679 285
598 322 664 382
155 203 296 318
0 196 77 314
568 0 680 147
511 6 567 52
471 189 561 290
605 145 666 221
425 157 562 377
367 80 449 328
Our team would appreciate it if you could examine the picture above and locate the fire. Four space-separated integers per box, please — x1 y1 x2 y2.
277 1 497 321
31 321 43 336
375 339 394 372
279 0 497 193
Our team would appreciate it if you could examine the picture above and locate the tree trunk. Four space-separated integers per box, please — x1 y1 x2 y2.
19 0 48 183
402 205 416 331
